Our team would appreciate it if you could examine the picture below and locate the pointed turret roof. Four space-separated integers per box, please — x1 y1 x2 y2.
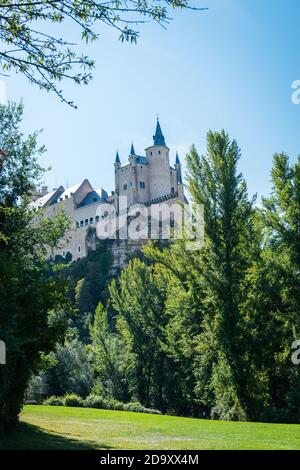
130 142 136 155
175 151 181 165
115 150 121 164
153 119 166 146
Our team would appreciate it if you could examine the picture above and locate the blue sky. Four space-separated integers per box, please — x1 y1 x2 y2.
3 0 300 200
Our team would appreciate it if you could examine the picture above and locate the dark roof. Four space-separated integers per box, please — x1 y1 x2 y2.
115 150 121 164
135 155 148 165
153 119 166 146
130 142 136 155
77 189 108 208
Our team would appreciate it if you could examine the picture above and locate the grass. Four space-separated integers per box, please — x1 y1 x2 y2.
0 405 300 450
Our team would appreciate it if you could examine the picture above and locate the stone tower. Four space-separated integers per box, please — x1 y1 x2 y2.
145 119 171 201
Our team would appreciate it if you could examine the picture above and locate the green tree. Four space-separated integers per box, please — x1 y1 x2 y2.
250 152 300 422
0 102 69 431
0 0 204 107
185 131 265 420
38 330 94 398
109 259 169 409
90 302 128 401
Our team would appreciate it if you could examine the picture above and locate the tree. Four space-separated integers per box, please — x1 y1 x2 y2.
36 329 94 398
0 1 205 107
186 132 267 421
0 102 70 431
62 242 114 339
109 259 169 409
251 152 300 422
90 302 128 401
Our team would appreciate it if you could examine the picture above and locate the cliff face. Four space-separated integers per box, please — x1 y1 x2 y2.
85 227 147 269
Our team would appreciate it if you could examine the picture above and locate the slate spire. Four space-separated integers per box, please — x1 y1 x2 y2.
153 118 166 146
130 142 136 155
115 150 121 164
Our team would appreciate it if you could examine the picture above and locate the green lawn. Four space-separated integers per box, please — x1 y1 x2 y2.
0 405 300 450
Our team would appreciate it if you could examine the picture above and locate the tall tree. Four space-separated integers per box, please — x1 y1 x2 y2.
109 259 169 409
0 102 69 431
258 153 300 421
185 131 265 421
90 302 128 401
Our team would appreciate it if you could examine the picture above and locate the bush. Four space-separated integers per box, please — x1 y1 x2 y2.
43 396 65 407
83 395 107 409
123 402 146 413
105 399 125 411
123 402 161 414
261 407 292 424
63 393 84 408
43 394 162 415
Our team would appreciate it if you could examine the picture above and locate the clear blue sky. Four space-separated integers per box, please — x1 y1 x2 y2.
3 0 300 200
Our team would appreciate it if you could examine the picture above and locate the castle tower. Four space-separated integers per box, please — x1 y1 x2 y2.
145 119 171 200
114 150 121 212
129 142 139 205
175 151 182 185
175 152 184 199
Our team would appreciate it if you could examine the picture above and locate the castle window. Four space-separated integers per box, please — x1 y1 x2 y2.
80 220 84 227
139 181 145 189
158 150 161 155
76 222 79 229
123 184 127 191
90 217 94 224
78 246 81 253
95 216 100 223
171 187 175 194
150 152 152 156
85 219 88 225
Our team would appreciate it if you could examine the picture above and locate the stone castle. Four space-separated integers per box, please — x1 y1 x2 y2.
30 120 187 266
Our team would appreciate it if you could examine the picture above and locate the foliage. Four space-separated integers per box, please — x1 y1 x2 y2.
0 0 204 107
63 393 84 408
90 302 128 400
43 396 65 407
0 102 70 432
102 131 300 423
64 243 114 338
109 259 172 410
30 330 94 399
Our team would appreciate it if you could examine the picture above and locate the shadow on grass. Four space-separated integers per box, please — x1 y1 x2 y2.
0 422 111 450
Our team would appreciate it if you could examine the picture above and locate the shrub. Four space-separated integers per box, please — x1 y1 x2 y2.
43 396 65 407
106 399 125 411
123 402 146 413
63 393 84 408
43 394 162 415
83 395 107 409
123 402 161 414
261 407 292 424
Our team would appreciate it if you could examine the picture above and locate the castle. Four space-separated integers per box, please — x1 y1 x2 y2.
30 120 187 265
